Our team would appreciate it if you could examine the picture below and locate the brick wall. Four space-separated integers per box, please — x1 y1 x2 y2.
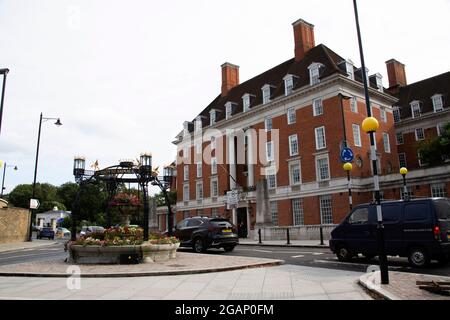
0 207 31 243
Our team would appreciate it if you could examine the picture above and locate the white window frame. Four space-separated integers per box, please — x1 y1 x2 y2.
284 75 294 96
418 152 428 167
196 162 202 178
209 110 216 126
196 182 203 200
316 154 330 182
396 132 404 145
211 178 218 197
383 133 391 153
262 85 271 104
345 59 354 80
313 98 323 116
315 126 326 150
195 116 202 132
266 167 277 189
350 97 358 113
265 117 272 132
432 94 444 112
437 123 446 136
308 63 322 85
393 107 401 123
242 94 251 112
411 101 421 118
319 195 333 225
352 124 361 147
287 107 296 124
183 184 189 201
431 183 447 197
380 107 387 123
183 165 189 181
266 141 274 162
292 198 304 226
375 73 383 92
225 102 233 120
211 157 217 175
289 160 302 186
288 134 299 156
415 128 425 141
270 201 278 226
398 152 407 168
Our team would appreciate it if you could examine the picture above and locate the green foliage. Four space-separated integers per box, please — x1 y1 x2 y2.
39 201 67 213
418 122 450 166
153 190 177 207
60 216 72 229
56 182 79 211
8 183 58 211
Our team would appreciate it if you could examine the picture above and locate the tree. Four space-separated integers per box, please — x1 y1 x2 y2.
8 183 58 211
39 201 67 213
152 190 177 207
418 122 450 166
56 182 79 211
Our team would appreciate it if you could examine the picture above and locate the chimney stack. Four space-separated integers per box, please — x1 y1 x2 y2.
293 19 315 62
385 59 407 88
221 62 240 97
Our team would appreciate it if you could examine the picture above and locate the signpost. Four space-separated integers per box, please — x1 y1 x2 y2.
340 147 354 163
29 198 40 210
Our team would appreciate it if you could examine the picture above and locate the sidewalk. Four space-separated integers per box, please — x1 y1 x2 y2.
359 270 450 300
239 239 329 248
0 264 369 300
0 240 58 253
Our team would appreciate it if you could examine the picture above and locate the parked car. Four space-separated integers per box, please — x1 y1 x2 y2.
55 227 71 238
330 197 450 268
37 227 55 240
174 217 239 253
80 226 105 237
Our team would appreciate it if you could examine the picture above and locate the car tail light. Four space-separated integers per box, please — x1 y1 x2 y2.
434 226 441 241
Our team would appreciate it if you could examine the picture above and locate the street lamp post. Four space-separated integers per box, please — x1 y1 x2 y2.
28 113 62 241
0 68 10 136
1 162 18 198
400 167 408 200
353 0 389 284
343 162 353 210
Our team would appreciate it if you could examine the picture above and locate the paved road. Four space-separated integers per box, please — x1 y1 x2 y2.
1 241 449 277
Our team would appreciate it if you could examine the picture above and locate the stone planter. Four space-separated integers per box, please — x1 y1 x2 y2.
68 245 142 264
142 242 179 263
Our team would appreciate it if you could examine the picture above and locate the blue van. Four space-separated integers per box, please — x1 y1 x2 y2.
330 198 450 268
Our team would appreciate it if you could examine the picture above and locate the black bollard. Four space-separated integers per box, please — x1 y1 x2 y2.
286 228 290 245
258 229 262 244
319 226 324 245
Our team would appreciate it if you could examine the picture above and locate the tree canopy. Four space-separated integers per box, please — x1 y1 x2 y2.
418 122 450 166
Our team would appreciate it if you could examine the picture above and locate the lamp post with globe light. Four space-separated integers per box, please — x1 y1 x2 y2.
400 167 409 200
343 162 353 210
0 162 18 198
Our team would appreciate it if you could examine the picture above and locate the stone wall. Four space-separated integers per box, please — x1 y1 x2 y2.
0 204 31 244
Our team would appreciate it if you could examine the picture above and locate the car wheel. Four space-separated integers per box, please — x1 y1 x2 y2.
223 245 236 252
193 238 206 253
408 247 430 268
336 244 353 262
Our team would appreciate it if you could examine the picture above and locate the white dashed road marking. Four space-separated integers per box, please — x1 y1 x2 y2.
291 255 305 258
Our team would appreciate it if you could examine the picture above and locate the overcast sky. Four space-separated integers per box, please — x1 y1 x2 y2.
0 0 449 195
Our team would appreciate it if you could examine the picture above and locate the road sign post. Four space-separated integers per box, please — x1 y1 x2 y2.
29 198 40 210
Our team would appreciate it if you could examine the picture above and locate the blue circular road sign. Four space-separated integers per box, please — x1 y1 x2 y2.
340 147 354 163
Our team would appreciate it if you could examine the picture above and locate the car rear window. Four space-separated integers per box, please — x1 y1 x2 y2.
210 219 233 228
434 200 450 220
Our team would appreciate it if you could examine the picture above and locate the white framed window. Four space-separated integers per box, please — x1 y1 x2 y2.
195 117 202 132
316 155 330 181
196 182 203 200
375 74 383 92
313 98 323 116
431 183 447 197
415 128 425 141
266 168 277 189
287 107 296 124
211 157 217 175
411 101 421 118
396 132 404 145
319 195 333 224
210 110 216 126
270 201 278 226
308 63 322 85
266 141 274 162
288 134 299 156
211 208 219 218
418 152 427 167
284 75 294 96
196 162 202 178
352 124 361 147
183 184 189 201
289 161 301 185
242 94 251 112
437 123 446 136
432 94 444 112
196 143 202 155
383 133 391 153
398 153 407 168
183 165 189 181
345 59 354 80
350 97 358 113
292 198 304 226
265 117 272 132
225 103 233 120
393 107 401 123
183 146 189 161
210 136 216 150
211 179 218 197
380 108 387 123
262 85 271 104
315 126 326 150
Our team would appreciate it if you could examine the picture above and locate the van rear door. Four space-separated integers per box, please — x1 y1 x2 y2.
433 199 450 243
403 200 434 248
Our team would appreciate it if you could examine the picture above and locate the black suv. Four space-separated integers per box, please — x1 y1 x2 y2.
174 217 239 253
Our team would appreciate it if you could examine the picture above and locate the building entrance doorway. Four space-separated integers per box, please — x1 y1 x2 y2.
237 207 248 238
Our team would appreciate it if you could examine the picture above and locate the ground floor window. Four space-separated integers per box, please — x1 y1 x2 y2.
211 207 219 218
431 183 447 197
270 201 278 226
319 195 333 224
292 198 304 226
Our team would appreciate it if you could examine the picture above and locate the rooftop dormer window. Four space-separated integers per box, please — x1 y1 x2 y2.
357 67 369 85
308 62 323 85
262 84 273 104
283 74 297 96
242 93 254 112
195 116 203 133
225 102 236 120
375 73 383 92
393 107 401 123
345 59 355 80
410 101 421 118
432 94 444 112
183 121 190 136
209 109 217 126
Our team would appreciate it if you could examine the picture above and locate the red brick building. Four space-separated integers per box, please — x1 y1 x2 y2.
170 19 450 239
